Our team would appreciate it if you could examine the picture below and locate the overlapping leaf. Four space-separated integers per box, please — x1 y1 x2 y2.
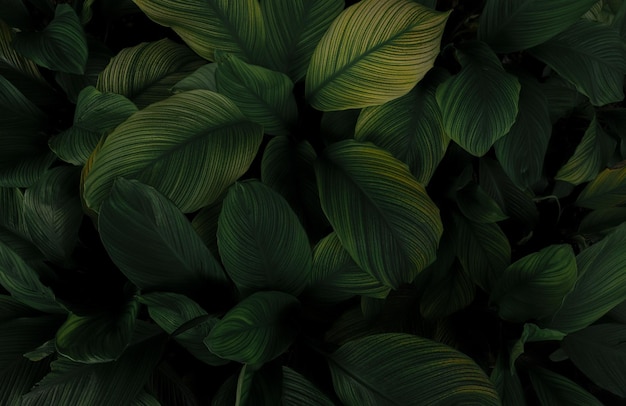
354 68 449 184
12 5 87 74
82 90 263 213
509 324 566 373
97 39 205 108
327 333 500 405
315 140 443 288
282 366 335 406
0 315 63 371
529 19 626 106
171 63 217 93
260 0 344 82
479 0 598 52
217 180 312 296
436 41 520 156
0 356 50 406
490 352 526 405
576 163 626 209
191 199 223 259
50 86 137 165
419 256 475 320
528 366 603 406
98 178 228 293
205 291 300 365
216 54 298 136
306 0 450 110
540 75 588 123
455 182 508 224
579 207 626 236
133 0 265 62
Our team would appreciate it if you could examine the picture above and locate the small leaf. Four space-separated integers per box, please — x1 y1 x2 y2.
576 164 626 209
306 0 450 111
205 291 300 365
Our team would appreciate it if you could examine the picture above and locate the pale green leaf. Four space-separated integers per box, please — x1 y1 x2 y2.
576 163 626 209
306 0 450 111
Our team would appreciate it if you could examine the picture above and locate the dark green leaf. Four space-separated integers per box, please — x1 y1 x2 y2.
490 351 526 406
579 207 626 236
528 366 603 406
0 356 51 405
171 63 217 93
0 315 62 371
510 324 566 371
420 258 475 320
282 366 335 406
576 163 626 209
191 199 223 260
456 182 508 224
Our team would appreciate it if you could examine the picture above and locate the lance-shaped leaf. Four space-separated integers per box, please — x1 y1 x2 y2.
479 0 598 52
139 292 227 366
562 323 626 398
555 115 616 185
217 180 312 296
576 163 626 209
82 90 263 213
529 19 626 106
50 87 137 166
260 0 344 82
315 140 443 289
12 5 87 74
355 68 449 184
528 366 603 406
97 39 205 108
308 232 390 304
542 223 626 333
327 333 500 405
23 167 82 264
133 0 264 63
494 75 552 189
436 41 520 157
55 295 139 363
216 54 298 136
490 245 577 322
205 291 300 365
282 366 335 406
98 178 228 294
306 0 450 111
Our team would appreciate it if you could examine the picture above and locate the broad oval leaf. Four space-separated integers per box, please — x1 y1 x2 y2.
315 140 443 289
99 178 229 294
260 0 344 82
217 180 312 297
327 333 501 405
528 366 603 406
82 90 263 213
133 0 265 63
205 291 300 365
12 4 87 74
97 39 205 108
562 323 626 398
354 68 449 184
23 166 83 264
529 19 626 106
576 163 626 209
436 41 521 157
478 0 598 52
306 0 450 111
216 54 298 136
491 245 577 323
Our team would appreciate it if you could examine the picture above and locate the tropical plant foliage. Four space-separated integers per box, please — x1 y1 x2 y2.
2 0 626 404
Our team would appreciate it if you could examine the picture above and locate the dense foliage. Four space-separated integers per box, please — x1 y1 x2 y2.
2 0 626 404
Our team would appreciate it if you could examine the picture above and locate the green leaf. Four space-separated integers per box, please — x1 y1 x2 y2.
97 39 205 108
555 115 616 185
132 391 161 406
133 0 265 63
50 86 137 166
529 19 626 106
540 75 588 123
490 245 577 322
12 4 87 74
490 351 526 406
55 295 139 363
99 178 228 294
21 335 165 406
478 0 598 52
419 257 475 320
455 182 509 224
542 223 626 333
82 90 263 213
450 210 511 292
510 324 566 372
354 68 449 184
579 207 626 236
0 356 51 406
320 109 360 144
191 198 223 260
217 180 312 296
205 291 300 364
494 75 552 188
528 366 603 406
139 292 227 366
235 363 283 406
327 333 501 405
282 366 335 406
23 166 82 264
216 54 298 136
0 187 26 237
436 41 521 157
171 63 217 93
315 140 443 289
562 323 626 397
306 0 450 111
576 163 626 209
260 0 344 82
308 232 390 304
0 315 63 371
